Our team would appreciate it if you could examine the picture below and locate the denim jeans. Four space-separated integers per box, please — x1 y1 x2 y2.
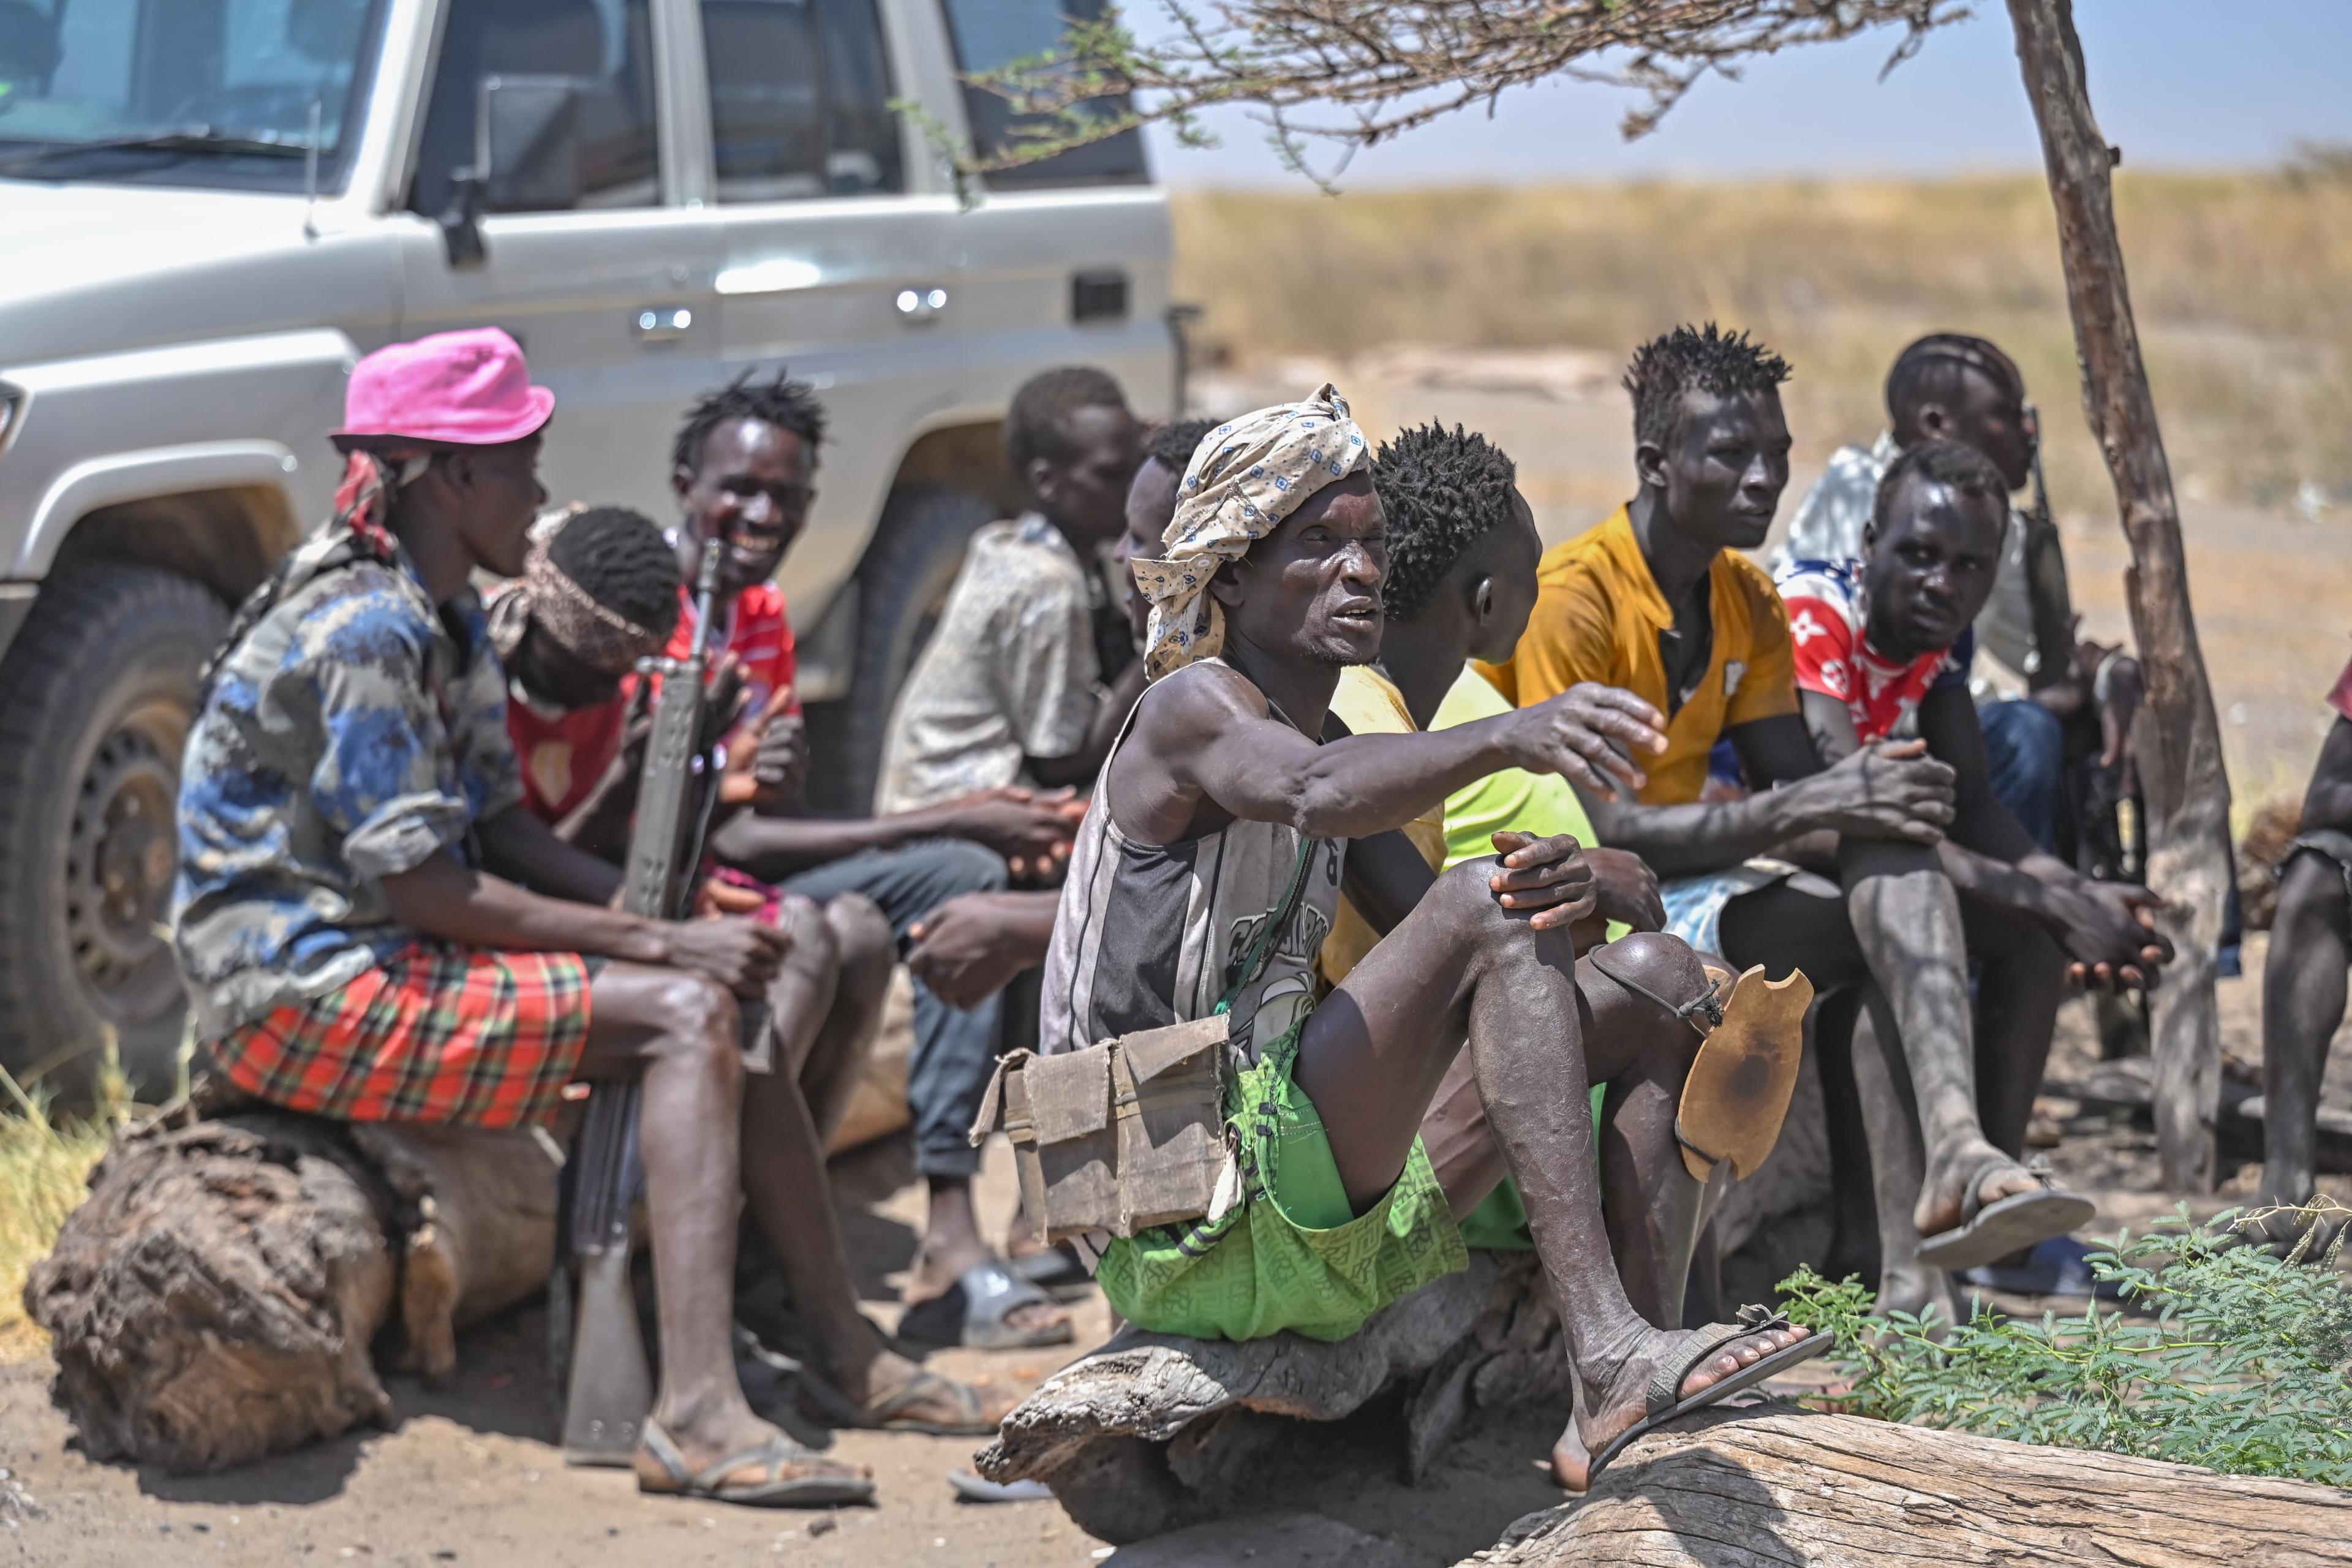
783 840 1007 1177
1980 698 2067 853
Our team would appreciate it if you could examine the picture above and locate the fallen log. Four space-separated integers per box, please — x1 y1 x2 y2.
23 1111 557 1474
975 1249 1572 1544
1464 1406 2352 1567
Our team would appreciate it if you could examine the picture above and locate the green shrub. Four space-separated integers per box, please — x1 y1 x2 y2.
1779 1204 2352 1486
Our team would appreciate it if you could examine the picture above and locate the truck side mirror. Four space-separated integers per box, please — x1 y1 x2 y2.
440 75 584 266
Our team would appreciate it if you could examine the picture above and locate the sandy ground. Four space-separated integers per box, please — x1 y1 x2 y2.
6 360 2349 1567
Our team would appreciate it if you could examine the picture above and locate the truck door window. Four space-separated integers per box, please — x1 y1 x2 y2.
935 0 1145 188
701 0 902 200
409 0 658 217
0 0 386 192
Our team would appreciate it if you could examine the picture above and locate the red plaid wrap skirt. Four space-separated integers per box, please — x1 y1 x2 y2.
213 944 594 1128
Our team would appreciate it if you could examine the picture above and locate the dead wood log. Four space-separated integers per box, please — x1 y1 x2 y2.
2007 0 2235 1191
974 1250 1571 1544
1462 1406 2352 1568
23 1112 557 1474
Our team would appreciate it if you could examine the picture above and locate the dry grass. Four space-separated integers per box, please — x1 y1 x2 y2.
1171 170 2352 508
0 1057 130 1362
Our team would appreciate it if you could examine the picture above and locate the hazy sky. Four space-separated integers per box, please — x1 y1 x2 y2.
1137 1 2352 186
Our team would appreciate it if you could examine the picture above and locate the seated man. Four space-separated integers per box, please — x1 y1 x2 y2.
492 502 1009 1435
1484 325 2150 1311
2259 657 2352 1227
654 373 1080 1349
1776 439 2168 1264
175 330 869 1507
876 366 1152 815
1777 333 2143 857
1045 388 1823 1493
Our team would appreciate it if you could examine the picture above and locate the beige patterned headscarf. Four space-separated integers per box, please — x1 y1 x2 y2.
1133 384 1369 679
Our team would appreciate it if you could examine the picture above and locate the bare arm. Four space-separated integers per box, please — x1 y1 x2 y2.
1111 663 1664 846
378 851 786 995
1917 685 2169 986
478 804 624 907
1575 711 1954 878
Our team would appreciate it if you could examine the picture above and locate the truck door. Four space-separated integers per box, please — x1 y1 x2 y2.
396 0 719 522
692 0 959 611
935 0 1175 424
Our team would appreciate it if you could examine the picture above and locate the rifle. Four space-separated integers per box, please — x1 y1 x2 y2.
2019 407 2078 696
555 541 770 1466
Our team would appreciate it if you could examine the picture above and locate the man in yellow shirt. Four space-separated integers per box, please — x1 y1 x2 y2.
1490 324 2090 1319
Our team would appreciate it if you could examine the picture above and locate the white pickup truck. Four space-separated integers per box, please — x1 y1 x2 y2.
0 0 1175 1088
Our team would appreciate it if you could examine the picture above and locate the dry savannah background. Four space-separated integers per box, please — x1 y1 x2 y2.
4 160 2352 1564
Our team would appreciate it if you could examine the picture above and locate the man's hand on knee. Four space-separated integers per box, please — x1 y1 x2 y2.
1486 832 1599 930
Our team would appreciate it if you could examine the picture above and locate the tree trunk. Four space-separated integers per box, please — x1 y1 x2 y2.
975 1250 1571 1544
2005 0 2232 1190
23 1112 558 1475
1464 1406 2352 1567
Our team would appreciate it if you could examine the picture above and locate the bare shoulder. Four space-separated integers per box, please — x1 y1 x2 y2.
1133 660 1269 748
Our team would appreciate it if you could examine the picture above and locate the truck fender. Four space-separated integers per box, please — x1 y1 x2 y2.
13 441 304 582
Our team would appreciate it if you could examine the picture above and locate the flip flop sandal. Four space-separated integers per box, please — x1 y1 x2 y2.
1914 1154 2097 1272
796 1362 1009 1437
635 1420 876 1509
1584 1306 1830 1484
949 1470 1055 1504
1007 1243 1091 1293
896 1257 1074 1351
1593 952 1814 1184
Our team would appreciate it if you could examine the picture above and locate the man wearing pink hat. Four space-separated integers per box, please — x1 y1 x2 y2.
175 329 873 1506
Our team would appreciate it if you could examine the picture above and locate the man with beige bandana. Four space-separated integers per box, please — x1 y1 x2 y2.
1038 388 1826 1490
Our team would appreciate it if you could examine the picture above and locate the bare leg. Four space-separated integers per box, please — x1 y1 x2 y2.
2263 851 2351 1205
1847 987 1947 1321
1714 883 1883 1287
575 964 860 1488
1959 894 2067 1161
1838 839 2044 1241
798 894 894 1144
763 894 840 1079
1297 863 1811 1493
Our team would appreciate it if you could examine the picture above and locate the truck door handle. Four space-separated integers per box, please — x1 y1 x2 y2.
632 306 694 341
895 286 948 324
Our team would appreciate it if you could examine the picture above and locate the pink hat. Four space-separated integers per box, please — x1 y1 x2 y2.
334 327 555 448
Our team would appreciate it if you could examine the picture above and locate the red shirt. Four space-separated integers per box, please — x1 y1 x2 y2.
1776 558 1973 743
2330 656 2352 723
507 690 628 824
669 581 800 731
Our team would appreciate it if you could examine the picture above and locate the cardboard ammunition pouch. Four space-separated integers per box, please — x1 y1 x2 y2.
968 836 1314 1243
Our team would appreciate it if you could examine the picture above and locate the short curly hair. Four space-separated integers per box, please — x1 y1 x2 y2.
1885 333 2024 432
1006 366 1129 473
673 369 827 477
1624 323 1792 451
1872 437 2009 537
546 505 682 636
1371 423 1521 624
1146 416 1223 477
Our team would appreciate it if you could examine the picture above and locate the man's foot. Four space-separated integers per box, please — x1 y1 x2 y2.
1913 1137 2043 1240
902 1242 1070 1347
832 1349 1019 1435
1552 1317 1817 1491
1913 1141 2095 1272
635 1406 873 1509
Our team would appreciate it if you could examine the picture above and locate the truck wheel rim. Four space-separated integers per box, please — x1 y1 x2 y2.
66 698 187 1017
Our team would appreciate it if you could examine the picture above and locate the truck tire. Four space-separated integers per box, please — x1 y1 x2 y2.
805 483 995 813
0 564 227 1097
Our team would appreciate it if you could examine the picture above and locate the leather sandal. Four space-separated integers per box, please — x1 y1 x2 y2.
634 1420 875 1509
1583 1306 1828 1485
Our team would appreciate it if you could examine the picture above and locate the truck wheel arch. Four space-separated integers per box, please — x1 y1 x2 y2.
18 443 307 607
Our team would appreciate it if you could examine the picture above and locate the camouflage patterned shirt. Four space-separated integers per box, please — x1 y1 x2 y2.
174 527 523 1038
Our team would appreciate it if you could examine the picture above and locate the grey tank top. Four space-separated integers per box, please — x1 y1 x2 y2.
1039 659 1345 1065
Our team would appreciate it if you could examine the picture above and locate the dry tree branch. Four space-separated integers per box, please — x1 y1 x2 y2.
951 0 1971 185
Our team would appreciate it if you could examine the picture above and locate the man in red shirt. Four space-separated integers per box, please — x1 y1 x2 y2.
496 502 1019 1435
668 374 1086 1349
1776 439 2169 1291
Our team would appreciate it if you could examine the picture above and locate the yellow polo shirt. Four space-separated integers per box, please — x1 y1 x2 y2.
1477 505 1797 807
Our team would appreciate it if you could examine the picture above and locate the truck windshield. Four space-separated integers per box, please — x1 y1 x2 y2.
0 0 385 191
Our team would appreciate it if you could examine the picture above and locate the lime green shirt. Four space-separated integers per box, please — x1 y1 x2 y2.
1431 664 1602 866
